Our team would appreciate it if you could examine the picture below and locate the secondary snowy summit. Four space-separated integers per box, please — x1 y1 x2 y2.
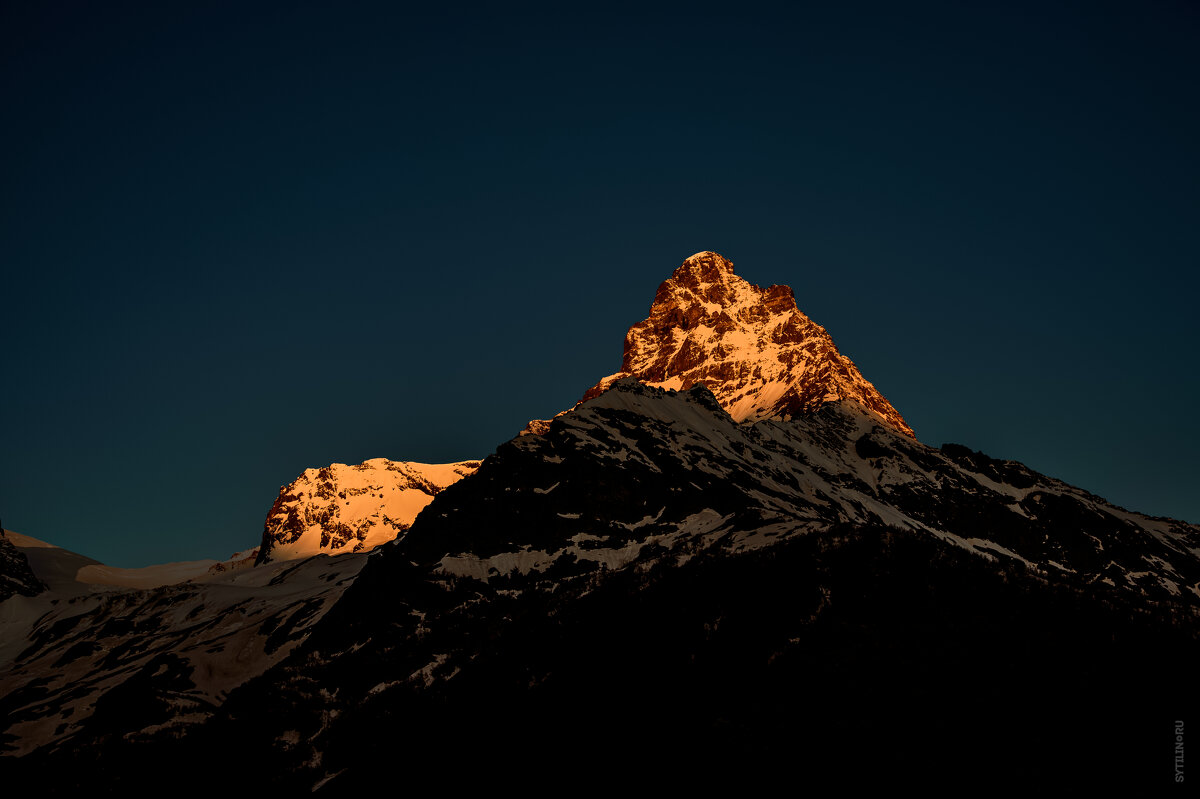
254 458 480 564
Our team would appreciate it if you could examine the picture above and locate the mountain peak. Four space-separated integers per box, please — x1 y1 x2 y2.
680 249 735 271
584 252 914 436
254 458 481 564
670 250 741 294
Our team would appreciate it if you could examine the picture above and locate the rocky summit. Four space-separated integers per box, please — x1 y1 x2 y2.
531 251 912 436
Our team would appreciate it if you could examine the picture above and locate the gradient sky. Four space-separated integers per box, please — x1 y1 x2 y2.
3 1 1198 567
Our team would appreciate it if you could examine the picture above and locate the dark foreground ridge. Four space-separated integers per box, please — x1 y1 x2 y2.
5 379 1197 793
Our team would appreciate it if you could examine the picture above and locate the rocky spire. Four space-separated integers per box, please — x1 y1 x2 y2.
577 251 914 436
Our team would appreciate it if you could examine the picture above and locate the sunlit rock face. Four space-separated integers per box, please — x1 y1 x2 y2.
538 251 913 436
255 458 481 564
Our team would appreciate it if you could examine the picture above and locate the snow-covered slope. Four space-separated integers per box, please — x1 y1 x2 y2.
0 552 366 757
2 529 218 594
429 379 1200 603
255 458 481 564
529 251 912 436
74 559 220 589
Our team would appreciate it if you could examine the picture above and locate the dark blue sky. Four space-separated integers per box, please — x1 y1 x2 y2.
3 1 1198 567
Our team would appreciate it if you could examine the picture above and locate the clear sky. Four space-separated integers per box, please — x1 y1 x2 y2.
3 1 1198 567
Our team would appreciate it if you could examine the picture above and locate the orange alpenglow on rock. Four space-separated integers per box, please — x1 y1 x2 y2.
254 459 481 565
533 251 914 437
